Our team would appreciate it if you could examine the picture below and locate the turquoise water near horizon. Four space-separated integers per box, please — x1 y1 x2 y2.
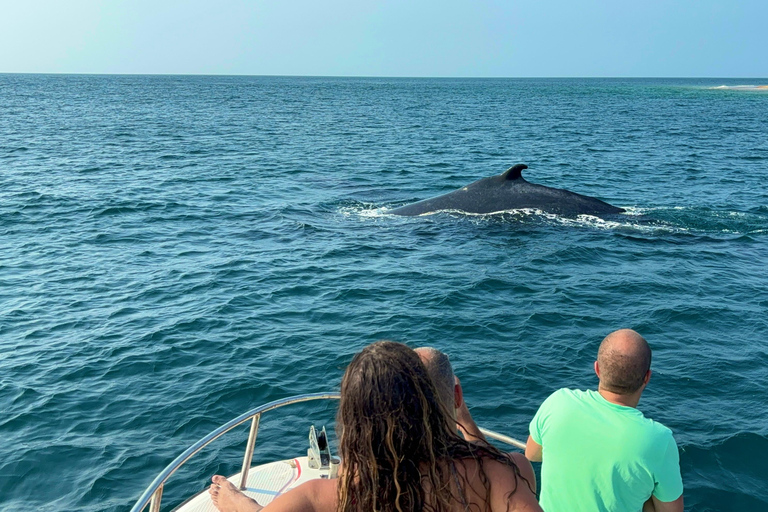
1 75 767 511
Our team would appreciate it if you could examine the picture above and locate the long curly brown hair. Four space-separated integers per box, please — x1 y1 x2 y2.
336 341 530 512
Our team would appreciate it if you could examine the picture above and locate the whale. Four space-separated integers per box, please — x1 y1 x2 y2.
390 164 625 217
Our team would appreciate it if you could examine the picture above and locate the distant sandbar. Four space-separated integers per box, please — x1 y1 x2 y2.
711 85 768 91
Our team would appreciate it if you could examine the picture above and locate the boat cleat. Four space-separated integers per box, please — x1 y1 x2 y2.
307 425 340 478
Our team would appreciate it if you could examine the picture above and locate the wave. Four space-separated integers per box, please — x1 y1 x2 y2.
682 433 768 510
336 203 768 237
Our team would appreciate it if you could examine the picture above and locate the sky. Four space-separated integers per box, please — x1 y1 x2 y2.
0 0 765 77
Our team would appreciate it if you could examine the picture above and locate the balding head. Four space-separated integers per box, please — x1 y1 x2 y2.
414 347 456 418
597 329 652 395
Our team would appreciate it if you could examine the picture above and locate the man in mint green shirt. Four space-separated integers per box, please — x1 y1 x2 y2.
525 329 683 512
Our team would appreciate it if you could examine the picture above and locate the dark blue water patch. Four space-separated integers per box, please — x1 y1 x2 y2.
682 433 768 511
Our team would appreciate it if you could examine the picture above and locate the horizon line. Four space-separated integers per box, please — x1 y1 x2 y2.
1 72 767 80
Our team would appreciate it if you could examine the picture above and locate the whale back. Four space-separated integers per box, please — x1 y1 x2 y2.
390 164 625 217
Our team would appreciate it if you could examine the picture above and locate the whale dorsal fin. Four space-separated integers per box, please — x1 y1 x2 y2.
502 164 528 181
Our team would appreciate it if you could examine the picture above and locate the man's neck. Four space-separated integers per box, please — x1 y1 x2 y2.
597 387 642 408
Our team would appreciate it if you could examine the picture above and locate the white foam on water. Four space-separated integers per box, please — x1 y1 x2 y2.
338 203 768 237
337 204 393 218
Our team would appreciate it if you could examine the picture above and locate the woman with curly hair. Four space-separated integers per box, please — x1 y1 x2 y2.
209 341 541 512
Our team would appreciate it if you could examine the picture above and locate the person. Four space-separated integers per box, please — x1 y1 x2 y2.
525 329 684 512
415 347 536 491
209 341 542 512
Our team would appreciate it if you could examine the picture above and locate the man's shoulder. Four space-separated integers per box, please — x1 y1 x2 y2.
545 387 585 398
543 387 591 405
640 416 676 440
535 388 592 419
619 411 678 458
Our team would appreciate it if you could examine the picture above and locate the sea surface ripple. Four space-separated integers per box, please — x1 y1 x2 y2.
1 75 767 511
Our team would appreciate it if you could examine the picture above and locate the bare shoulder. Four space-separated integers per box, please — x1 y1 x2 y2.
508 452 536 493
459 456 542 512
485 457 542 512
476 454 534 489
264 478 337 512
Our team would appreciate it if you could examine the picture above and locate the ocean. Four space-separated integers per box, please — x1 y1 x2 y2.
1 75 766 511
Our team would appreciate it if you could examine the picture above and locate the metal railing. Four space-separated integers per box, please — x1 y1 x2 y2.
130 392 340 512
130 392 526 512
479 427 527 450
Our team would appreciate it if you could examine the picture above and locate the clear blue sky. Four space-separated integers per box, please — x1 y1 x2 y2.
1 0 765 77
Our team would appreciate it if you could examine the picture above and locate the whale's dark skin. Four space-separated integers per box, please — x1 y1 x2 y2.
390 164 625 217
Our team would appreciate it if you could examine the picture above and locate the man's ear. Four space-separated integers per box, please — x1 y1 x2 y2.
454 376 464 409
594 361 600 378
643 369 652 385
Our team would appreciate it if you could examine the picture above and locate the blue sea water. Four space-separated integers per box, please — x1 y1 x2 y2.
1 75 767 512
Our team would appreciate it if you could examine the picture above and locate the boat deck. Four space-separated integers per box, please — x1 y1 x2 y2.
173 456 325 512
130 393 525 512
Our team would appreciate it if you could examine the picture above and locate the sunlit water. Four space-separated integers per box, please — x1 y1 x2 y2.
1 75 767 511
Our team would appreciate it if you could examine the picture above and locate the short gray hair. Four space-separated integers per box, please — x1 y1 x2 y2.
414 347 455 415
597 330 652 394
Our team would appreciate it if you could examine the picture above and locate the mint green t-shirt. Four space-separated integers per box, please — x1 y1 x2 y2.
529 389 683 512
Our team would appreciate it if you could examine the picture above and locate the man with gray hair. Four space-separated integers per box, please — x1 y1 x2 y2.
415 347 536 488
525 329 684 512
413 348 467 423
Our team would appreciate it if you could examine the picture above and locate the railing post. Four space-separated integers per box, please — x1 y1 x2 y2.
149 484 163 512
130 393 340 512
239 413 261 489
